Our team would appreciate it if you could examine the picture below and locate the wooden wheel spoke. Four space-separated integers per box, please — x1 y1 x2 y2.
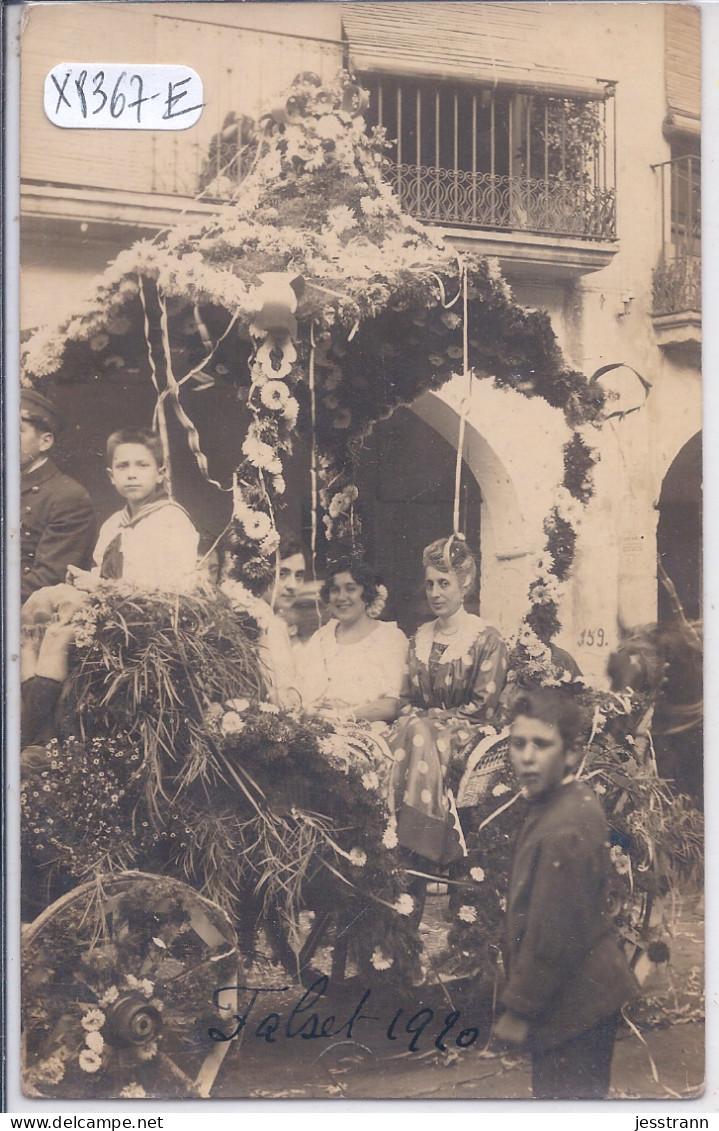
23 872 239 1099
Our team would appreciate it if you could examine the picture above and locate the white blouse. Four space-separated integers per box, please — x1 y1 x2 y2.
300 620 409 711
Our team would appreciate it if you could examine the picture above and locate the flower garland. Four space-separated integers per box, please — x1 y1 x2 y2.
22 71 606 616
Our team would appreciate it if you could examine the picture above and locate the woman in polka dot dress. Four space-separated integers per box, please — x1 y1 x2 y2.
388 536 509 868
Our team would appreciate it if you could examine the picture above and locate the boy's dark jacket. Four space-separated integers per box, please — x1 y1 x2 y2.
501 779 638 1050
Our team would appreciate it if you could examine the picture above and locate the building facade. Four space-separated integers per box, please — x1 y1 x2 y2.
19 2 701 682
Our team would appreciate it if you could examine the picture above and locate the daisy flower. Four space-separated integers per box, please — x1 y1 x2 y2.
370 947 393 971
135 1041 158 1062
120 1083 147 1098
260 380 290 411
458 905 478 923
242 510 273 541
80 1008 106 1032
394 894 414 916
382 824 398 849
348 848 367 867
470 867 486 883
79 1049 103 1074
221 712 245 736
85 1030 104 1054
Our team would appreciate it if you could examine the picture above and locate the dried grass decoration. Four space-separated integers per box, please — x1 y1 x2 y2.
24 584 420 985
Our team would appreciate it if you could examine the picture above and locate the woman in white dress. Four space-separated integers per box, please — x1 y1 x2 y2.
300 557 408 726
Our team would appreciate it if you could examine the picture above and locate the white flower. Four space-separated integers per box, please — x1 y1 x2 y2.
260 380 291 411
135 1040 158 1062
140 979 154 999
370 947 394 971
492 782 511 798
366 584 388 620
283 396 300 427
79 1049 103 1074
348 848 367 867
326 204 357 232
242 509 273 541
221 711 245 736
470 867 485 883
242 435 282 474
458 905 478 923
273 475 286 495
382 824 398 849
120 1083 147 1098
361 770 380 792
394 894 414 916
85 1030 104 1053
258 702 280 714
610 845 631 875
260 529 282 557
225 698 250 714
81 1008 106 1032
98 985 119 1007
593 782 607 795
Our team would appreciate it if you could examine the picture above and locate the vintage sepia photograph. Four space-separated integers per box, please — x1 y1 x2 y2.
12 0 703 1104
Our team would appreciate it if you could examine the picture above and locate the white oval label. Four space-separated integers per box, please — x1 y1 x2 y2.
44 64 204 130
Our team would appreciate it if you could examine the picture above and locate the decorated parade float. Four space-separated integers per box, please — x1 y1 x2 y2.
20 73 702 1098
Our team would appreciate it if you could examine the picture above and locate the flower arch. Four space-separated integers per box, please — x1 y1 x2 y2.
23 71 607 649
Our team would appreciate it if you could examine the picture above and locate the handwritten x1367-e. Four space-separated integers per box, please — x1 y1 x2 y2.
44 64 204 130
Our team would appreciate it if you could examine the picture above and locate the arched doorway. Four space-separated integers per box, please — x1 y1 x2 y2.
657 431 702 622
353 406 482 634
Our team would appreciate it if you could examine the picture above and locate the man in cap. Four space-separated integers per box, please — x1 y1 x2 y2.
20 388 95 603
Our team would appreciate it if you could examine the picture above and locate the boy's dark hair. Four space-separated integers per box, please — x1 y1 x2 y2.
509 688 583 750
320 556 382 609
106 428 165 467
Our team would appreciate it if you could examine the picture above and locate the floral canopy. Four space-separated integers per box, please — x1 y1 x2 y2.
23 71 605 645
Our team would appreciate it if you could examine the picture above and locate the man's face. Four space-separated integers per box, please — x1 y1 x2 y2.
509 715 578 801
20 415 53 472
272 552 306 611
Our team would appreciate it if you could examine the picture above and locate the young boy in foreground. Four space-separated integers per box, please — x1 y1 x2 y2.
493 689 638 1100
21 428 199 747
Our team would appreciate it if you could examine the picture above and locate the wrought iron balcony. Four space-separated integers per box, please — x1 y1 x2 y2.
653 253 701 316
386 161 616 240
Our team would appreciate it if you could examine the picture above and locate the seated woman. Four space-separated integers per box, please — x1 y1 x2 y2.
299 557 408 727
388 535 509 868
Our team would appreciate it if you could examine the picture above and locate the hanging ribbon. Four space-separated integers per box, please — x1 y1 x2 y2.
138 274 174 497
452 264 474 538
156 284 231 493
308 322 322 630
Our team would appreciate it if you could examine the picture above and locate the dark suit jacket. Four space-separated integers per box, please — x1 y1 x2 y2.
20 459 96 602
501 779 638 1050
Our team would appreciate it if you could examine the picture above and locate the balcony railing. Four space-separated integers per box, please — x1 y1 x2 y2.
651 155 701 318
652 254 701 316
387 161 616 239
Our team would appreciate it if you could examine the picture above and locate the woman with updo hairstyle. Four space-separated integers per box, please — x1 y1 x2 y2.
299 556 408 724
388 535 508 870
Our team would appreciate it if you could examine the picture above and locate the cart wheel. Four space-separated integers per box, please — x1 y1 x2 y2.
22 871 240 1099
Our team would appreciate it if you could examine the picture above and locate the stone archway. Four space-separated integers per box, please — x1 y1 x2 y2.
352 392 531 637
657 431 702 622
